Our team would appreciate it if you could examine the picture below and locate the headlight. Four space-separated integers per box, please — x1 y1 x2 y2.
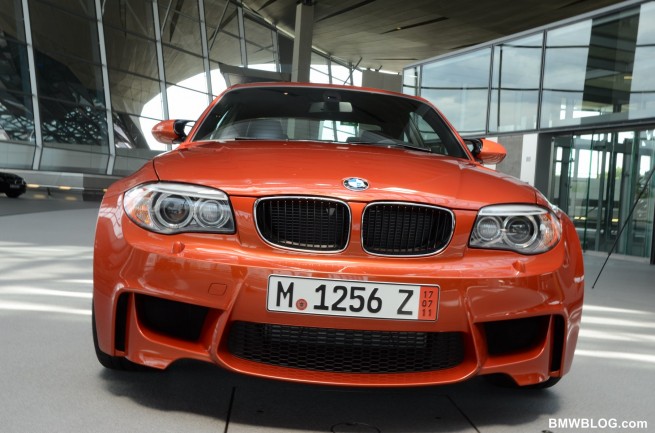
469 204 560 254
124 183 235 234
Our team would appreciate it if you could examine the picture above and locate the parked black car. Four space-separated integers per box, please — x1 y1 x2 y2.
0 172 27 198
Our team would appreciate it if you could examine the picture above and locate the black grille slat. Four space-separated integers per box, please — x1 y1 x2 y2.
362 203 453 256
257 199 452 255
256 197 350 252
228 322 465 374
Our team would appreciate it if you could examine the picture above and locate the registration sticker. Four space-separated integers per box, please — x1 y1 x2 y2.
267 275 438 321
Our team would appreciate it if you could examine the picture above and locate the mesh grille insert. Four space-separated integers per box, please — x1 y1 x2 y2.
255 197 350 252
228 322 465 374
362 203 453 255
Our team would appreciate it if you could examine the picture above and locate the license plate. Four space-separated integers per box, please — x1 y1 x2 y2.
267 275 438 321
9 184 20 189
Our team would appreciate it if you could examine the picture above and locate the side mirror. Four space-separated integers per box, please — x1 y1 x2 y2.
465 138 507 165
151 119 194 145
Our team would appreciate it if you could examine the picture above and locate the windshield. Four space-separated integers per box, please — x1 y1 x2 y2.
193 86 468 158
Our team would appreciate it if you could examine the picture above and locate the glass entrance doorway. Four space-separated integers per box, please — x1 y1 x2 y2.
550 128 655 262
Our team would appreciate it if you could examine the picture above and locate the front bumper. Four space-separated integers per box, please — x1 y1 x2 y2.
93 193 584 387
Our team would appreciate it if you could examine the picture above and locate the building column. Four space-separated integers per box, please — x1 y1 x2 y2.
291 0 314 82
94 0 115 175
21 0 43 170
151 1 170 150
237 1 248 67
198 0 214 104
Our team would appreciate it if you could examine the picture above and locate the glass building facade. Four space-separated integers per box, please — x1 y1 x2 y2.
406 0 655 262
0 0 362 176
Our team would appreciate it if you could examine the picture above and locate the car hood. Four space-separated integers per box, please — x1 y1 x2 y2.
153 141 536 210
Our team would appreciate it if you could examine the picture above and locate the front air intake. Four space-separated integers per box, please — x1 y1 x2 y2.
362 202 454 256
255 196 350 252
228 322 465 373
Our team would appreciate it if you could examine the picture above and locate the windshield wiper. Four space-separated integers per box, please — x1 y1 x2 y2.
385 141 431 153
348 138 431 153
230 136 274 140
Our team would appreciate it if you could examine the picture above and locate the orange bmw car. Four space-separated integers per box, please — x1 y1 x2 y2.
93 82 583 388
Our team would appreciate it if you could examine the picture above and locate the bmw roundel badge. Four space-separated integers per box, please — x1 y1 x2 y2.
343 177 369 191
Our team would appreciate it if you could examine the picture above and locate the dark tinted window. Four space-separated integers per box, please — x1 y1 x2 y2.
193 87 468 158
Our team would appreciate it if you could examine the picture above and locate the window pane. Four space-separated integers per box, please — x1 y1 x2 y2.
403 67 419 96
637 2 655 44
543 47 589 92
277 34 293 75
103 0 155 39
244 16 275 70
205 1 241 65
108 69 165 152
541 21 591 128
113 111 163 151
138 92 170 150
490 90 540 132
108 69 162 117
629 3 655 122
630 46 655 120
37 0 95 17
163 46 206 91
29 1 106 109
167 85 208 120
29 0 101 63
0 36 32 96
310 52 330 84
331 63 352 85
0 89 35 143
34 52 105 108
203 0 230 30
0 0 25 41
541 8 646 128
39 98 108 147
422 49 490 88
157 1 201 54
420 49 491 135
489 33 542 132
630 128 655 258
104 27 158 79
546 20 592 47
552 129 655 260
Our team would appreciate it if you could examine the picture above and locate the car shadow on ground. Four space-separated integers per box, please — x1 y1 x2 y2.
100 360 561 432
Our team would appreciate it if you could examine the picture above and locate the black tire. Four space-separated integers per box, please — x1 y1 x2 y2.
92 305 155 372
5 191 23 198
485 374 561 389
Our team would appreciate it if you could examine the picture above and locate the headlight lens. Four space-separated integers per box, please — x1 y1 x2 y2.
124 183 235 234
469 204 560 254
